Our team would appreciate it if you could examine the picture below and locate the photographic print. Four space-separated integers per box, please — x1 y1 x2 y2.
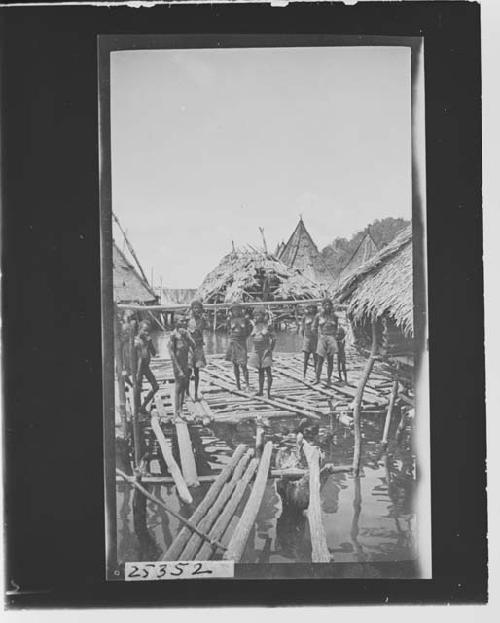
99 37 431 581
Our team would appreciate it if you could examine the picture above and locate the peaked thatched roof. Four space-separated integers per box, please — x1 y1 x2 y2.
339 230 379 280
278 217 335 287
113 243 157 304
195 248 324 304
334 226 413 336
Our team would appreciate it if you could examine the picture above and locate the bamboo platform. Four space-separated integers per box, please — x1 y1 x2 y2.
143 348 395 428
120 346 412 563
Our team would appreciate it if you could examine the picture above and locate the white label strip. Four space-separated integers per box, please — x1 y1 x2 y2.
124 560 234 581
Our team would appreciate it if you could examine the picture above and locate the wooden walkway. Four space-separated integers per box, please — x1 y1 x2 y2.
120 347 411 563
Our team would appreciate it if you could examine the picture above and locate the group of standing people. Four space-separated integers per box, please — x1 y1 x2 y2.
301 297 348 386
117 296 347 421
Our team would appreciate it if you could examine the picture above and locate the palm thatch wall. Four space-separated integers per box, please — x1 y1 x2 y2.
195 248 325 304
334 226 413 356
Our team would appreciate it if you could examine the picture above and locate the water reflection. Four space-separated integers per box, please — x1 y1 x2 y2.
116 390 416 565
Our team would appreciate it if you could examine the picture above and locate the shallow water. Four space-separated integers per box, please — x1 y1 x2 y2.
155 328 304 358
116 411 416 565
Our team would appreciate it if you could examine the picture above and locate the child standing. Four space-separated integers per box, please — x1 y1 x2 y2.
336 324 348 384
313 297 339 386
249 310 276 398
187 300 207 402
134 320 159 415
168 314 195 419
226 302 253 392
301 304 318 379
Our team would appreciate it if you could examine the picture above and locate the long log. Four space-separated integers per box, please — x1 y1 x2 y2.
116 469 226 554
223 441 273 562
179 450 253 560
175 419 199 487
207 363 321 420
197 458 259 561
162 444 248 560
352 321 378 477
150 416 193 504
303 442 330 563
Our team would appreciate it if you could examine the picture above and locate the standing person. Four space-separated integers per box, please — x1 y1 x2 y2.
249 310 276 398
226 302 253 392
336 324 348 384
120 309 138 387
301 304 318 379
134 320 160 415
168 314 196 419
187 300 207 402
313 297 339 386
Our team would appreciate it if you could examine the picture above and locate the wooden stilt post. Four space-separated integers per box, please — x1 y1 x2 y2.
381 369 399 448
352 320 378 477
130 325 142 467
213 308 217 332
114 308 127 434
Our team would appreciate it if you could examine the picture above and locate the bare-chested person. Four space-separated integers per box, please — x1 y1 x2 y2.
301 304 318 379
187 300 207 402
312 297 339 386
226 302 253 392
168 314 195 419
134 320 159 415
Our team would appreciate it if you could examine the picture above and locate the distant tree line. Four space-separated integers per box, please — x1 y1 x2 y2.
321 217 410 279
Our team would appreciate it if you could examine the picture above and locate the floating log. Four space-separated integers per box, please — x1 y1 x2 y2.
303 442 330 563
116 469 225 554
223 441 273 562
197 458 259 561
175 419 199 487
162 444 248 560
150 416 193 504
179 450 253 560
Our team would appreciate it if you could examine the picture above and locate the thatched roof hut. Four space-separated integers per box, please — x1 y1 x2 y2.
278 217 335 287
338 230 379 282
113 242 157 305
195 248 324 304
334 226 413 358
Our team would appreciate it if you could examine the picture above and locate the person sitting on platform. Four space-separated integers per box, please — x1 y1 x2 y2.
249 310 276 398
168 314 196 419
301 303 318 379
226 302 253 392
134 320 159 416
336 324 348 384
187 299 207 402
312 297 339 386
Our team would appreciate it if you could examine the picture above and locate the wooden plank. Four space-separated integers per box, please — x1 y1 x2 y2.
162 445 248 560
223 441 273 562
150 416 193 505
207 363 321 421
175 419 199 487
179 450 253 560
303 442 330 562
197 458 259 561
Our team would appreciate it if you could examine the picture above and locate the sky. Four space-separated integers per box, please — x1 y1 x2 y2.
110 46 411 288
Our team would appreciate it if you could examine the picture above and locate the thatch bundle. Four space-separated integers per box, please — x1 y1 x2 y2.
334 226 413 337
195 249 325 304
